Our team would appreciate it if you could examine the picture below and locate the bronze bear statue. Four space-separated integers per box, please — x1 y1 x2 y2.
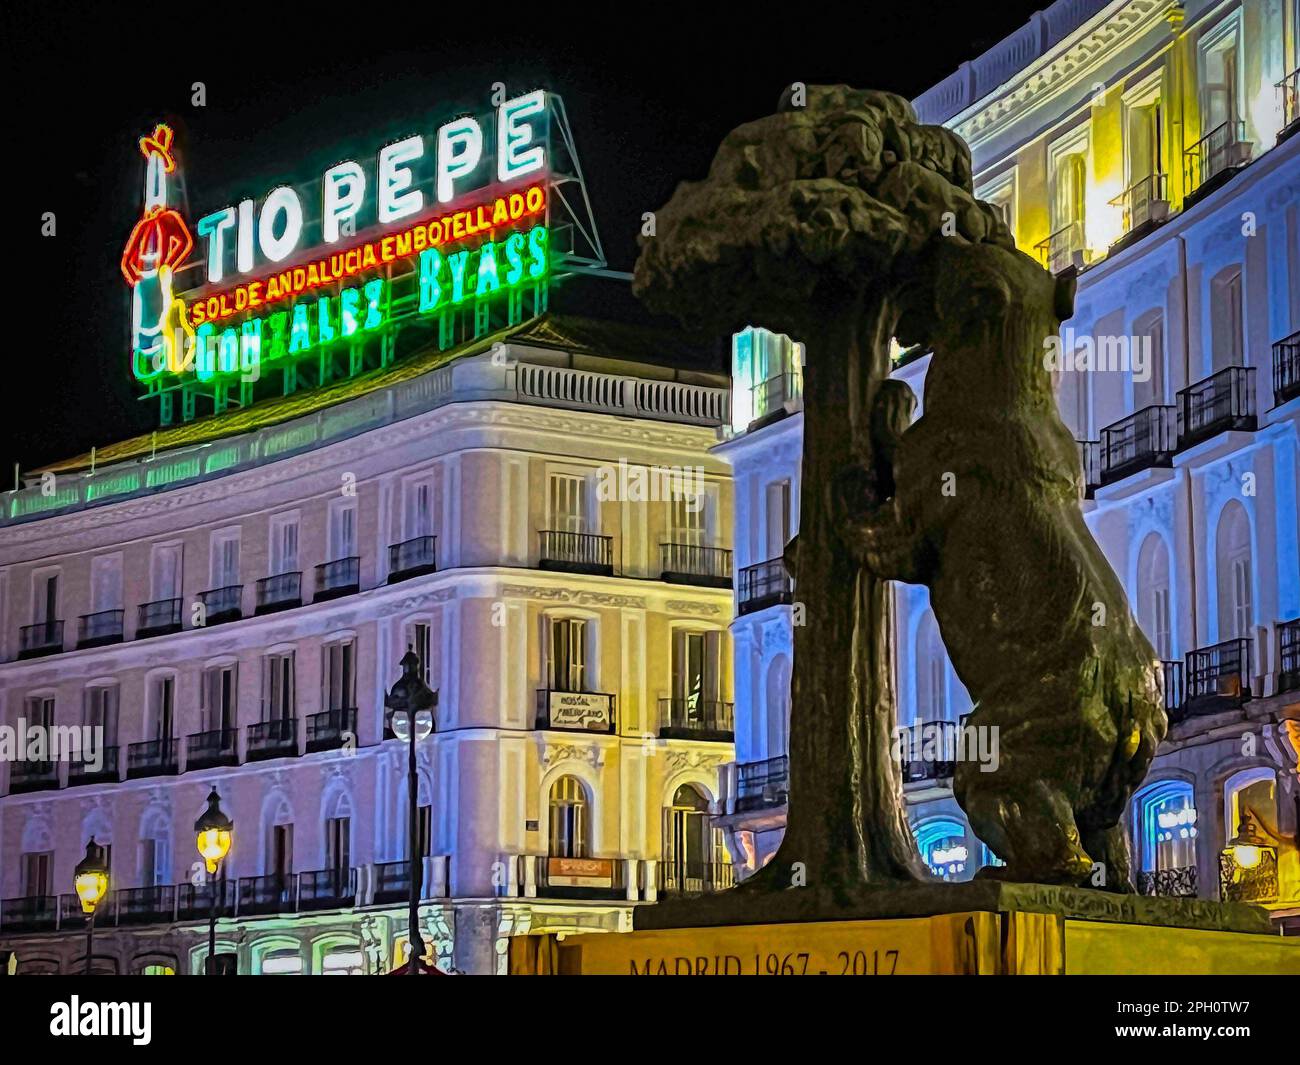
840 240 1167 891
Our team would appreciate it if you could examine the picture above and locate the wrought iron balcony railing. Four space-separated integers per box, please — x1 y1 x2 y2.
374 860 417 904
68 745 121 786
176 879 234 921
735 755 789 813
186 727 238 771
1182 638 1251 719
538 530 613 576
1108 172 1169 236
198 584 243 624
127 737 179 779
247 717 298 760
1277 618 1300 695
9 759 59 794
117 885 176 925
1280 67 1300 136
316 556 361 600
297 867 357 910
897 720 960 782
237 874 295 916
18 620 64 659
1176 366 1256 450
1136 865 1197 899
655 860 735 896
1033 220 1085 274
77 609 124 649
660 542 733 588
306 707 356 752
388 536 437 583
535 689 616 733
657 698 734 741
1098 405 1176 485
255 572 302 614
137 597 182 638
750 372 803 423
1075 439 1101 498
1273 329 1300 406
0 895 57 932
1184 119 1249 197
1219 848 1278 904
738 557 793 615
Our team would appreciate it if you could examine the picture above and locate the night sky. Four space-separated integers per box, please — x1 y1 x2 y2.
2 2 1044 479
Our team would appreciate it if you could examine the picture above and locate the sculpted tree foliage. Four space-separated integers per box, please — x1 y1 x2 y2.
635 86 1014 894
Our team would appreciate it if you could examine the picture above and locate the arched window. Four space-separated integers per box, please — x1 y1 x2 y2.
1134 780 1198 891
322 790 352 881
1136 533 1173 660
1223 767 1278 844
262 795 294 880
914 819 969 881
914 612 949 724
1215 501 1253 640
765 654 791 755
258 946 304 976
665 783 724 884
548 776 589 859
138 808 171 887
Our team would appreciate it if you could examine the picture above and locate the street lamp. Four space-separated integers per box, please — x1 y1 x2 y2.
385 648 436 974
1219 809 1279 903
74 837 110 976
194 787 233 975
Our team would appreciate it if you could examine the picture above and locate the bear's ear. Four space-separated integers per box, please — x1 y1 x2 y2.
1054 273 1077 322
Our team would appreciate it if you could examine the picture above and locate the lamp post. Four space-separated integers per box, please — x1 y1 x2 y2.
194 787 233 975
385 649 435 974
74 837 110 976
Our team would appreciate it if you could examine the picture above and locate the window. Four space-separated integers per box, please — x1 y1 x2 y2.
1132 309 1165 409
89 555 123 613
672 630 722 715
1137 534 1173 660
329 501 357 561
33 572 58 624
548 472 588 534
261 948 303 976
915 820 969 881
22 851 52 896
139 831 170 888
976 168 1016 241
1136 781 1197 874
1210 267 1244 372
141 964 175 976
269 517 299 575
1215 501 1253 640
149 675 175 740
323 640 357 710
262 651 295 721
669 491 706 547
765 655 792 756
25 694 54 733
200 664 237 733
1200 23 1241 134
764 480 791 561
150 543 183 601
271 824 294 879
665 784 724 876
210 530 240 588
915 612 949 723
547 618 587 692
407 621 434 687
84 685 119 748
404 477 439 540
321 948 364 976
325 817 351 875
418 804 432 857
1126 97 1163 188
1050 150 1087 233
548 775 589 858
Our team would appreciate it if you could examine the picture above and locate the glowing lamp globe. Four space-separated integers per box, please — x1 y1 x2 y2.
74 838 110 914
1226 810 1269 871
385 649 437 741
194 787 233 874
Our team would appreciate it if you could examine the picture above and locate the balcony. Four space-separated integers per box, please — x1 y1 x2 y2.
1108 172 1169 244
1161 660 1185 718
137 597 182 638
0 895 57 932
1076 439 1100 499
255 572 302 614
1137 866 1198 899
1183 120 1251 201
176 879 234 921
1274 330 1300 406
897 720 959 783
68 745 121 787
1220 849 1278 905
538 530 613 576
655 861 735 897
57 893 89 929
117 885 176 925
127 737 179 779
658 698 734 742
247 718 298 761
186 728 238 771
306 707 356 752
1176 366 1256 451
735 755 789 813
77 609 124 649
1277 619 1299 695
1281 67 1300 141
738 557 793 615
237 874 294 916
387 537 437 583
535 689 615 733
198 585 243 625
1033 220 1084 275
18 620 63 659
374 860 417 905
536 856 626 899
660 543 733 588
750 371 803 426
9 759 59 794
1179 638 1251 721
316 556 361 600
297 868 357 911
1098 405 1176 486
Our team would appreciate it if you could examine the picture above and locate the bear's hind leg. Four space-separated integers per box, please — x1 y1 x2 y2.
962 777 1092 887
1081 822 1135 894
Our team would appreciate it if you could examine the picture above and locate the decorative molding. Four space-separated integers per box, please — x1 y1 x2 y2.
502 585 646 610
539 741 607 771
665 599 722 616
664 748 727 774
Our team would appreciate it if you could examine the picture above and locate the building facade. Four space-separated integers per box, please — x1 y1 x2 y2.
0 318 739 974
717 0 1300 924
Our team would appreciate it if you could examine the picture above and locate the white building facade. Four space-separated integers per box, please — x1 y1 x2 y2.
717 0 1300 924
0 318 738 974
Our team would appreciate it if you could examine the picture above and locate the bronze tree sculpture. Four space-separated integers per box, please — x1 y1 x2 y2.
635 85 1165 896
